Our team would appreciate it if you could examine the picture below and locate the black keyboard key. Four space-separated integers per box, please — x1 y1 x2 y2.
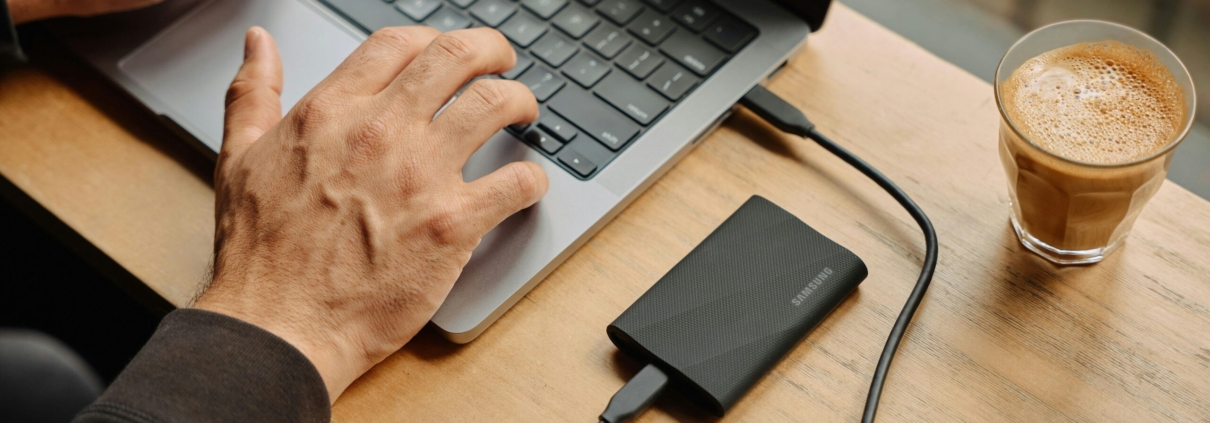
524 129 564 154
562 52 611 87
521 0 568 19
501 49 533 79
548 89 640 150
646 61 699 101
704 16 755 53
396 0 442 21
323 0 417 33
516 66 566 101
530 33 579 67
508 122 531 133
627 9 676 45
660 30 726 76
538 113 578 142
558 147 597 176
670 0 718 32
597 0 644 25
616 44 664 79
499 13 548 47
595 73 669 125
579 0 602 6
426 7 473 31
469 0 516 27
641 0 682 12
449 0 477 8
583 25 632 59
551 4 600 39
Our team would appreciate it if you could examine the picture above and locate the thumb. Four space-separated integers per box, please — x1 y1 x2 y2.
220 27 283 171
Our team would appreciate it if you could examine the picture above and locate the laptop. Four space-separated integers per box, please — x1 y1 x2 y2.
50 0 829 342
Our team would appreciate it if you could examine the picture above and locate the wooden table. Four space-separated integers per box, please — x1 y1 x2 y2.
3 5 1209 422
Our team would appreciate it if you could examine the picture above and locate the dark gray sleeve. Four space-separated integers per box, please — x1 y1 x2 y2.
74 309 330 423
1 0 27 68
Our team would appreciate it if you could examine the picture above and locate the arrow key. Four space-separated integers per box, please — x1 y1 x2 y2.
538 113 578 143
524 129 563 154
557 147 597 177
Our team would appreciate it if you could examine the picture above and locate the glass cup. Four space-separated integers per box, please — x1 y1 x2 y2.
995 21 1197 265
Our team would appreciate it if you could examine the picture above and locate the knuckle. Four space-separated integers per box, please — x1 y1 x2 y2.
425 201 471 246
466 79 510 111
369 26 410 43
368 26 423 52
226 65 282 110
289 94 336 137
226 88 278 120
225 78 256 108
431 33 477 65
348 115 391 160
506 162 542 198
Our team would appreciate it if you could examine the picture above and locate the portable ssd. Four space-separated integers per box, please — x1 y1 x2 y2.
607 195 868 415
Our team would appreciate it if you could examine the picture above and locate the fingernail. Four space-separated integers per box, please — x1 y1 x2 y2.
245 27 261 60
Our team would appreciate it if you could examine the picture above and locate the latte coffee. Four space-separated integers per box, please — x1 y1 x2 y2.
1001 41 1186 164
996 23 1194 264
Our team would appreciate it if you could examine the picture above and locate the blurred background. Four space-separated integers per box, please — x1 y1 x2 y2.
844 0 1210 199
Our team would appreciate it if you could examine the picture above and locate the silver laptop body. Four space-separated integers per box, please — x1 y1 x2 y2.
51 0 811 342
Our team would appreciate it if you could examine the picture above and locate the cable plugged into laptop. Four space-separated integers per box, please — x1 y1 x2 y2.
598 84 939 423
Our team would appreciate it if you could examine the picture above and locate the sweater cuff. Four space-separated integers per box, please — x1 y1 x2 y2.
76 309 330 423
1 0 26 69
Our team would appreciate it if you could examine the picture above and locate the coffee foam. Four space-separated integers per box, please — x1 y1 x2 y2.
1000 40 1187 164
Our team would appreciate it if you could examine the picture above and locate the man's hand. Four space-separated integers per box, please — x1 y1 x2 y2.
7 0 163 24
193 26 546 401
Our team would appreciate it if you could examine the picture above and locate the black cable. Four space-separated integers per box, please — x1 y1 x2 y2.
739 84 938 423
598 364 669 423
595 85 938 423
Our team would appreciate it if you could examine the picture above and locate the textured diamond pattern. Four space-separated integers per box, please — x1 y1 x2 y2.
607 196 868 415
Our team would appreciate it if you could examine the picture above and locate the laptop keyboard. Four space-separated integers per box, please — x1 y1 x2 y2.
320 0 757 179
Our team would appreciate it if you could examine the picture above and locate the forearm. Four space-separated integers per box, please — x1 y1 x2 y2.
73 309 330 423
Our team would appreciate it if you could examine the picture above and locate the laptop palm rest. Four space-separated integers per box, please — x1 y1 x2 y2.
118 0 361 151
112 0 621 344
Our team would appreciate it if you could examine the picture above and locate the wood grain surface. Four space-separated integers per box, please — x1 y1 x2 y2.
2 4 1208 422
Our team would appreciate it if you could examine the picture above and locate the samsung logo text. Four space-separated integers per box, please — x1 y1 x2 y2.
792 267 834 306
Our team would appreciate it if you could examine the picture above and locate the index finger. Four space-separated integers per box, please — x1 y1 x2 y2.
318 26 441 97
384 28 517 120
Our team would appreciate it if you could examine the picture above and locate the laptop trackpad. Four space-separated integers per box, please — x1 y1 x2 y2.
119 0 361 151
